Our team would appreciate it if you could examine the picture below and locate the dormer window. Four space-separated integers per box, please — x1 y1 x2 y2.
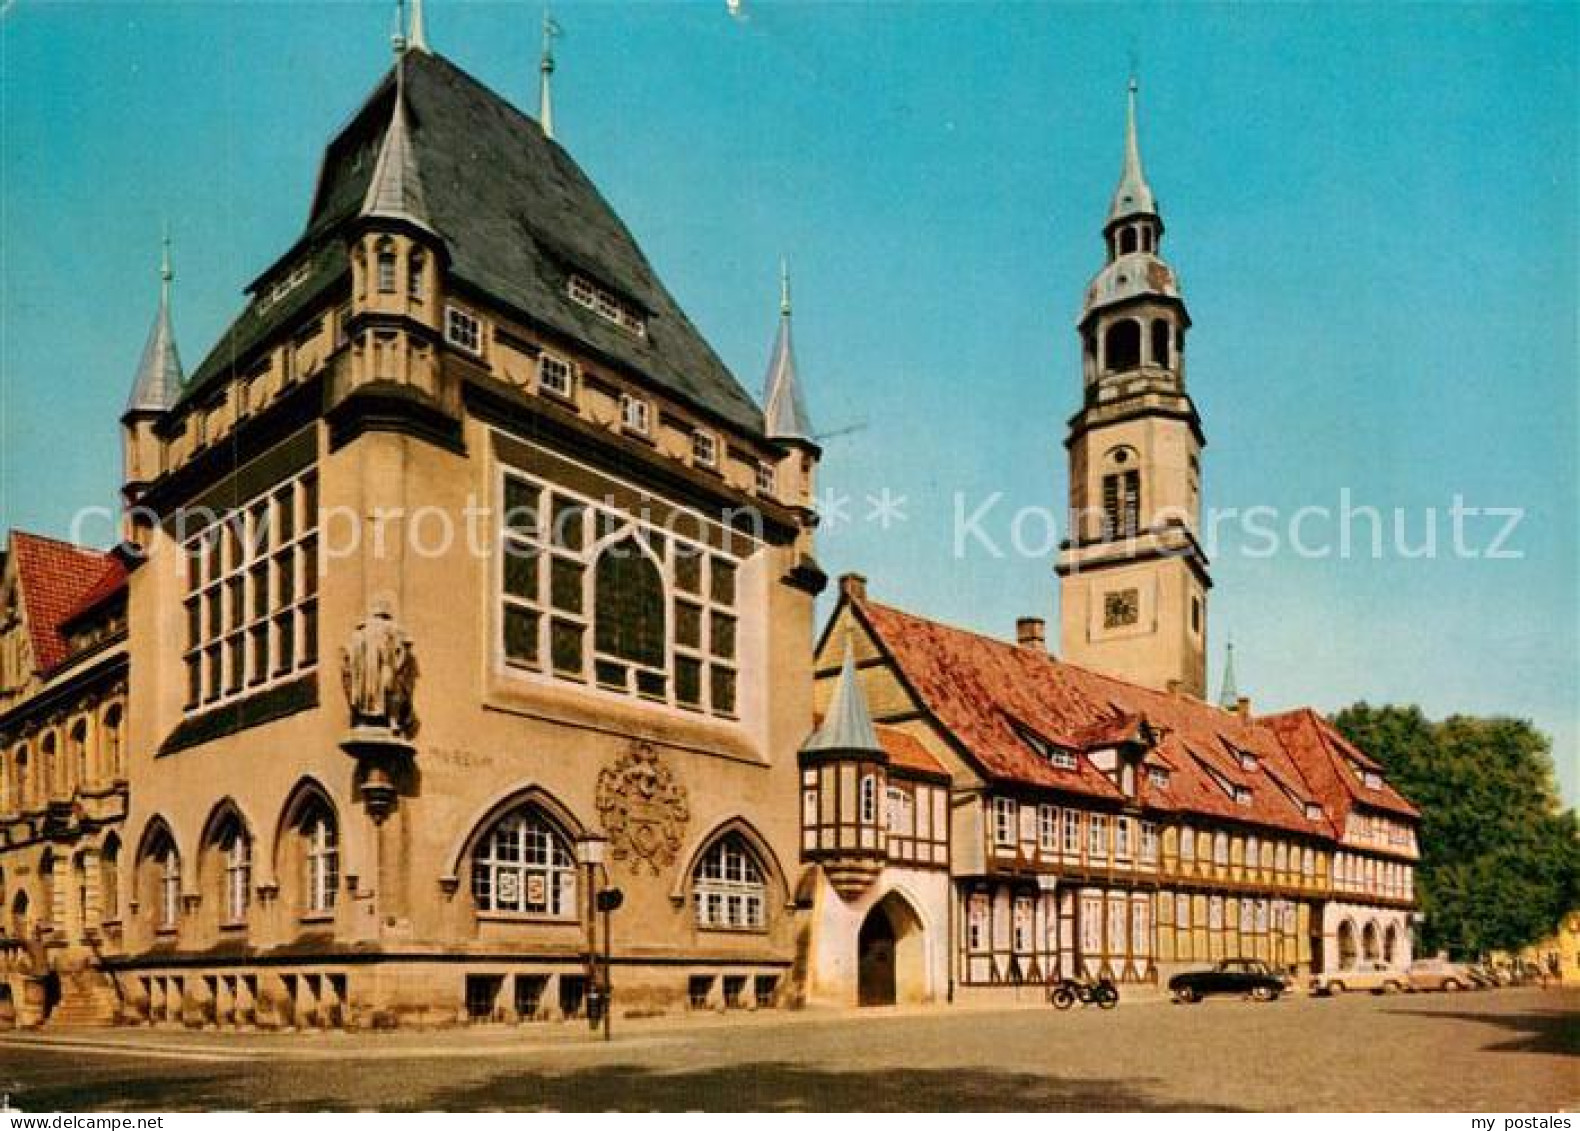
1361 770 1382 790
620 395 651 436
260 259 311 311
1234 786 1252 806
1147 766 1169 789
1305 802 1323 821
567 273 646 338
692 430 718 470
1014 722 1077 771
1239 751 1257 772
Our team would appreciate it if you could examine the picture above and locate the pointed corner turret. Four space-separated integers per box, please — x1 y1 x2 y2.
804 637 883 757
123 231 185 419
361 51 434 236
761 259 815 444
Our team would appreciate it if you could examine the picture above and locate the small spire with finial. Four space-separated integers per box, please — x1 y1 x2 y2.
539 9 561 140
408 0 429 53
1109 73 1157 224
392 0 408 53
761 258 813 442
1218 635 1240 711
779 256 792 317
125 225 186 416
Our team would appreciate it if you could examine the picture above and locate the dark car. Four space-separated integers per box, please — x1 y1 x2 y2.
1169 959 1287 1003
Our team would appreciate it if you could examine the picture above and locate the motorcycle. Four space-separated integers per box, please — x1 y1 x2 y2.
1047 974 1120 1010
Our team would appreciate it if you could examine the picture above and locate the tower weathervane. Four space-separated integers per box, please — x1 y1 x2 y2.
540 9 561 140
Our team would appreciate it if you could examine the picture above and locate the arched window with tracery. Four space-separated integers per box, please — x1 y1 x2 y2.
471 806 577 918
593 537 667 697
205 812 252 925
300 803 338 914
692 835 767 931
139 829 180 930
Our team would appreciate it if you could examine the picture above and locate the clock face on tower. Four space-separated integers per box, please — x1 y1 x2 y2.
1103 588 1140 629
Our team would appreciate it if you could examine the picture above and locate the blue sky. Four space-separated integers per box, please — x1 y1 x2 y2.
1 2 1575 802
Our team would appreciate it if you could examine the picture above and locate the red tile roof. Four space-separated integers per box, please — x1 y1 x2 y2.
874 725 949 780
1261 708 1419 821
854 597 1343 838
8 532 120 674
60 557 128 629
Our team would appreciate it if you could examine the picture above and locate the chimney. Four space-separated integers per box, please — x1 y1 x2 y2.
1235 696 1252 720
1015 617 1046 650
839 573 868 602
1166 679 1183 697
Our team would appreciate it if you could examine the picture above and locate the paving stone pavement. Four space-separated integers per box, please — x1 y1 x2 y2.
0 987 1573 1111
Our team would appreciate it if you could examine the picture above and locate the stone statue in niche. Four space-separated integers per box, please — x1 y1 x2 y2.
596 742 690 875
340 598 419 740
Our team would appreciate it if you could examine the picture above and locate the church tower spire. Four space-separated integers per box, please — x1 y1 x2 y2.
1056 81 1210 698
539 10 559 141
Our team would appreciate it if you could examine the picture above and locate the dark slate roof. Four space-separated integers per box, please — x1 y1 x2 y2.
182 50 764 435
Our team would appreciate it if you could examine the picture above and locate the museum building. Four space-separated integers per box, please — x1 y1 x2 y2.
0 13 1421 1026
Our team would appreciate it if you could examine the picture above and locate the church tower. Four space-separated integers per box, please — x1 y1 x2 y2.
1056 81 1210 698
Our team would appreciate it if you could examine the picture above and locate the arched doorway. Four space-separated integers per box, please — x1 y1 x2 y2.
1337 920 1357 970
1362 921 1380 962
1383 923 1398 965
11 891 29 940
857 891 926 1007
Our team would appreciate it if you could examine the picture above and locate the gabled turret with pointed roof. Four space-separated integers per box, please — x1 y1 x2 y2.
360 51 434 237
804 638 881 756
123 236 184 418
761 261 815 445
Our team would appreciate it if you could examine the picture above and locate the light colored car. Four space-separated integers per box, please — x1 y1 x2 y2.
1311 960 1406 996
1407 958 1474 992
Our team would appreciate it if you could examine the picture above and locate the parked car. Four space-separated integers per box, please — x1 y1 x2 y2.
1169 959 1287 1003
1311 960 1406 995
1406 957 1473 992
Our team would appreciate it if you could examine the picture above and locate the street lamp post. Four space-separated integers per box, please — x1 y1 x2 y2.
575 835 607 1034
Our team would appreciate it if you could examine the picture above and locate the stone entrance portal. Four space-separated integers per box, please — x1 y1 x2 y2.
856 891 926 1007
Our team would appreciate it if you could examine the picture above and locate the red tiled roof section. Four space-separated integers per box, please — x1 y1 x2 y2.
9 532 120 674
874 725 949 781
856 598 1335 837
1261 708 1419 821
60 557 129 628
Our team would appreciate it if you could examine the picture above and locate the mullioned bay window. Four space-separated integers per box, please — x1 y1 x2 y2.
182 469 319 713
498 469 741 718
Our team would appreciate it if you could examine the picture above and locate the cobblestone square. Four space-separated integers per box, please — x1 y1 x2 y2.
0 988 1573 1112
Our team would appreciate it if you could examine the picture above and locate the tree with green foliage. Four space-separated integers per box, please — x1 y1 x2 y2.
1331 704 1580 959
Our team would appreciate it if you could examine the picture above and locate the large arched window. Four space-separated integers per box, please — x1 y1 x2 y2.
1383 923 1398 964
593 537 666 696
692 835 766 931
471 806 577 918
138 828 180 931
207 814 252 925
16 747 29 810
10 890 29 939
1119 227 1137 255
1104 319 1141 372
300 803 338 914
1151 319 1171 369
